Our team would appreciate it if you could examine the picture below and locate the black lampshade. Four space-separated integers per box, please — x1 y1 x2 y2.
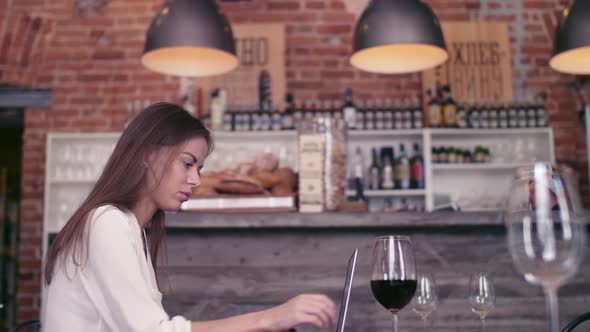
550 0 590 75
350 0 448 74
142 0 239 77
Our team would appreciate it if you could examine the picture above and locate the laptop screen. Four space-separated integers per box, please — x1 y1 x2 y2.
335 249 358 332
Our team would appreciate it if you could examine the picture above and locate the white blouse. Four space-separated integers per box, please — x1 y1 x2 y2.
42 205 191 332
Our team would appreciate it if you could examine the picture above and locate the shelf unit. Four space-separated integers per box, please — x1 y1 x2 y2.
43 127 554 239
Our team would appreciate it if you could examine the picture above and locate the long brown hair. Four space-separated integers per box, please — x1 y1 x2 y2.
44 102 212 284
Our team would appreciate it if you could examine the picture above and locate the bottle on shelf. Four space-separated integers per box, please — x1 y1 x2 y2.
508 100 519 128
281 93 295 130
375 98 385 130
395 144 411 189
410 143 424 189
402 98 413 129
393 99 403 130
350 147 367 202
468 100 480 129
384 99 394 130
380 147 395 190
223 104 234 131
368 147 381 190
517 100 528 128
456 100 468 128
427 86 443 128
442 85 458 128
412 96 424 129
479 100 489 129
535 95 548 127
526 96 537 128
365 99 376 130
498 101 509 128
342 88 357 129
488 100 499 129
354 99 365 129
271 103 281 131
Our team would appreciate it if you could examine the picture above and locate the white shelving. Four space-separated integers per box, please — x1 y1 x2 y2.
431 163 534 171
42 127 554 238
346 189 426 197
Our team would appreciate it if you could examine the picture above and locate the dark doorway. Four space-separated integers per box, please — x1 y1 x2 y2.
0 107 24 329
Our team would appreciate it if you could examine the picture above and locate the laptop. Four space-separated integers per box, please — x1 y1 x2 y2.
335 248 358 332
289 248 358 332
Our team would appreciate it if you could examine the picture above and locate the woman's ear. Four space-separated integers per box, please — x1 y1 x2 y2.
143 146 159 169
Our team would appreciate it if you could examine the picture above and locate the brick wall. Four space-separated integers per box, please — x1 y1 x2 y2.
0 0 584 322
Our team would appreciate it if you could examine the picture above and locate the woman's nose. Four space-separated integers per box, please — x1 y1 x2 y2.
188 171 201 187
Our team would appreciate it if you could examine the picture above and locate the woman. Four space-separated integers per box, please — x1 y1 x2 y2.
42 102 336 332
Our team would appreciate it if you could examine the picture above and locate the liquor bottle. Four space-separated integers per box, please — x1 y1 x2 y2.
412 97 424 129
375 99 385 130
342 88 357 129
468 100 480 128
384 99 394 130
535 96 547 127
271 103 281 131
380 147 395 190
395 144 411 189
456 101 468 128
402 98 413 129
410 143 424 189
518 100 527 128
488 100 499 129
281 93 295 130
442 85 458 128
223 104 234 131
479 101 489 129
499 102 509 128
508 100 518 128
393 99 403 130
427 86 442 128
368 147 381 190
365 99 375 130
351 147 367 202
526 97 537 128
354 99 364 129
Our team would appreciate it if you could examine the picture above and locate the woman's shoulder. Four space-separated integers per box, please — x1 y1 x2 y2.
87 204 137 234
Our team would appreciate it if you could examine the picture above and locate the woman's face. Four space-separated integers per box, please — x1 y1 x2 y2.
145 136 209 211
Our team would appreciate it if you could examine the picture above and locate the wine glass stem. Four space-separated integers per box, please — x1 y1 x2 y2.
545 287 559 332
393 313 398 332
481 317 486 332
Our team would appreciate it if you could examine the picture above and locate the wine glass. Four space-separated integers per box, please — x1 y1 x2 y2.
371 236 417 332
505 163 586 332
412 273 438 329
469 272 495 331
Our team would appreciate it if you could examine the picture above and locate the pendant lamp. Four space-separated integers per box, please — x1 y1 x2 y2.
142 0 239 77
549 0 590 75
549 0 590 191
350 0 448 74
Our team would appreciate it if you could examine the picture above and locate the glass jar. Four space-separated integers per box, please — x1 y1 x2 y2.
298 117 347 211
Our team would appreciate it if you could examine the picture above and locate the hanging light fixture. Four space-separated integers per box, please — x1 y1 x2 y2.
350 0 448 74
549 0 590 75
142 0 239 77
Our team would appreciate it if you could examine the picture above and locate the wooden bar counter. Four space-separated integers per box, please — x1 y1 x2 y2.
159 212 590 332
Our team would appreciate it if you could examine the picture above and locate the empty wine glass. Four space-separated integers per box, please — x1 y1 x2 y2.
505 163 586 332
371 236 417 332
412 273 438 329
469 272 495 331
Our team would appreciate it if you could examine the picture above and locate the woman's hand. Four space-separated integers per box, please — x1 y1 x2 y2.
261 294 337 331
